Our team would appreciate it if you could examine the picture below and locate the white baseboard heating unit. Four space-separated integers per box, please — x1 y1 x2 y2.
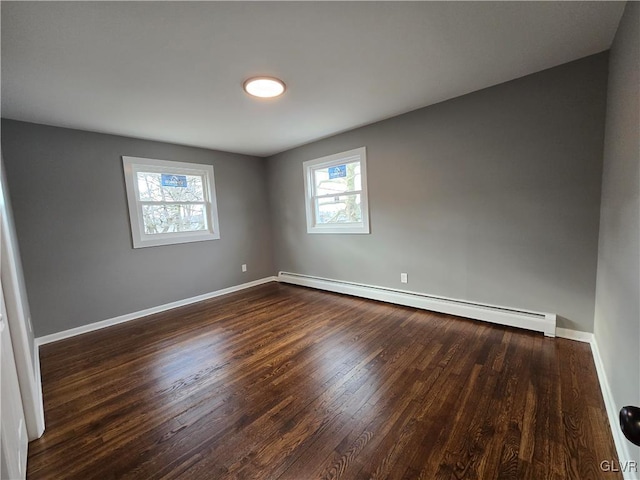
278 272 556 337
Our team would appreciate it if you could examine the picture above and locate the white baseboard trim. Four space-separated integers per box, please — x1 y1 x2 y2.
555 327 594 343
590 336 638 480
35 276 278 346
277 271 556 336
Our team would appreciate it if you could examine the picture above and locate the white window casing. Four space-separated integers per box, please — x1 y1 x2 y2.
303 147 370 234
122 156 220 248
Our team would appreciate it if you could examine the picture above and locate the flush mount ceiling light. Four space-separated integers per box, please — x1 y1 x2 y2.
243 77 286 98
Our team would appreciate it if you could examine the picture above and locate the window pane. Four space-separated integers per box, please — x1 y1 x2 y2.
141 204 207 234
137 172 205 202
314 161 361 196
316 193 362 224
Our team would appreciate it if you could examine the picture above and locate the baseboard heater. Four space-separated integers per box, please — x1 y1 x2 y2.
278 272 556 337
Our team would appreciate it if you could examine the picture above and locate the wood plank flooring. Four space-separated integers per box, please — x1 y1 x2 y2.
28 282 621 479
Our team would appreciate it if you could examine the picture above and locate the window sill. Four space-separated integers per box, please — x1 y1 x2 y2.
306 224 370 235
132 231 220 248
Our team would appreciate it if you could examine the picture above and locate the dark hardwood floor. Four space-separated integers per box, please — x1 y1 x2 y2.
28 282 620 479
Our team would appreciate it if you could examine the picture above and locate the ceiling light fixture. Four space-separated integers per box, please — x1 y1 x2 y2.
243 77 286 98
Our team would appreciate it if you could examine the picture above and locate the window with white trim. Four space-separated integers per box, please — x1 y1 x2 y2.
122 156 220 248
303 147 370 234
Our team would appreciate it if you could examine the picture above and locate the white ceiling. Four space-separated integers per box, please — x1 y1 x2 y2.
1 1 626 157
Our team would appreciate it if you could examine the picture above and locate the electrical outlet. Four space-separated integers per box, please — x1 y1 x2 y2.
400 273 408 283
241 264 247 272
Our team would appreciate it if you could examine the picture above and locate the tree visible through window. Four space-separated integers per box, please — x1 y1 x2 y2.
314 161 362 224
136 172 207 234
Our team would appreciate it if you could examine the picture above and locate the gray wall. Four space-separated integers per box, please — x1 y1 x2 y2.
267 53 608 332
2 120 275 337
1 53 613 337
594 1 640 464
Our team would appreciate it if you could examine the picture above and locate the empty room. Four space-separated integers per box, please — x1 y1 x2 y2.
1 1 639 479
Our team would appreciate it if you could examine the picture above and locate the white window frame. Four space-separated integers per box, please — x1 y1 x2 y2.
303 147 370 234
122 156 220 248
